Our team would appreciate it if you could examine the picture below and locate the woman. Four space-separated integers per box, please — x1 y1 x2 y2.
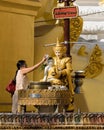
12 56 47 114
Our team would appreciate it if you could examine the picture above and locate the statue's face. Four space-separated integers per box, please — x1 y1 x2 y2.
55 50 63 58
48 59 54 67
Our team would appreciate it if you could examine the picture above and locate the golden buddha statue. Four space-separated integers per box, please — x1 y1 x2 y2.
52 39 74 111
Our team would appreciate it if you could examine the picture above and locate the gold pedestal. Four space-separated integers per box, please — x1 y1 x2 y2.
18 89 70 113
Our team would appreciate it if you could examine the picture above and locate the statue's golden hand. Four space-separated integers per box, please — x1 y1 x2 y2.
56 70 61 77
51 72 56 76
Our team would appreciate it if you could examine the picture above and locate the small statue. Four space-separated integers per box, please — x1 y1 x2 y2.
42 57 62 85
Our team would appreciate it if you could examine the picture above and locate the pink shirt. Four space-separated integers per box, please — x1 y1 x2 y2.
16 70 29 90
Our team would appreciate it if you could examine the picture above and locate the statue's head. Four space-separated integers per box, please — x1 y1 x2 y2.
53 38 66 58
47 57 54 67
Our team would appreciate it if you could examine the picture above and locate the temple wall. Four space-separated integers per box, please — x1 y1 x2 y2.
0 0 41 112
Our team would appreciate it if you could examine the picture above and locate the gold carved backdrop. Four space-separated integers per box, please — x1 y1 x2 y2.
34 0 104 112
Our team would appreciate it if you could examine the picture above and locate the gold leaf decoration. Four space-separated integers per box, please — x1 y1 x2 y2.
70 16 83 43
84 44 104 78
77 45 88 56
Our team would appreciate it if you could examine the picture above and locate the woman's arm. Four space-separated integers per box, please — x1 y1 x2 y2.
21 56 46 74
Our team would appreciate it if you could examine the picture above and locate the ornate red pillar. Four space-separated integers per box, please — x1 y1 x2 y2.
64 0 70 57
60 0 76 57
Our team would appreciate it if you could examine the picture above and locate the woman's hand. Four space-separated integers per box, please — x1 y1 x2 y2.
42 54 49 62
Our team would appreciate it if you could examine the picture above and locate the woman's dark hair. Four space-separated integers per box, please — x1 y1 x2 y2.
13 60 26 84
16 60 26 70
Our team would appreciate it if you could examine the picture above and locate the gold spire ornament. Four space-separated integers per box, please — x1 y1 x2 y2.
56 37 61 47
53 38 66 54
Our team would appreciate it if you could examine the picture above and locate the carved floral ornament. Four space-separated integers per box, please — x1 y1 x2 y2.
77 44 104 78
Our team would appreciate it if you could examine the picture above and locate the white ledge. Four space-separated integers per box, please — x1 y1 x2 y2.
76 6 104 33
82 21 104 34
78 6 104 16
